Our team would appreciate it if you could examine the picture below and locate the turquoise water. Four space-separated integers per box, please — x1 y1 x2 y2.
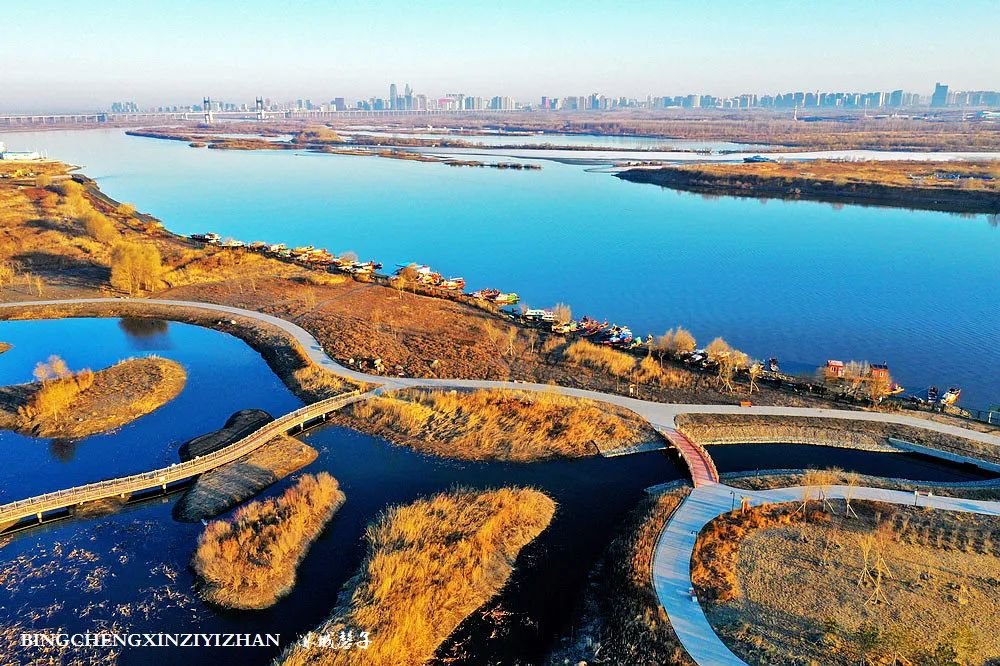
3 128 998 404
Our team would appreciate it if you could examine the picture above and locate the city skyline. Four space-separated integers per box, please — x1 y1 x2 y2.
3 0 1000 113
98 81 998 118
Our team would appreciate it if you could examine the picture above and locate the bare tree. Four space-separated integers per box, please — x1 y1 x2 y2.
672 327 696 354
504 327 518 359
748 361 763 394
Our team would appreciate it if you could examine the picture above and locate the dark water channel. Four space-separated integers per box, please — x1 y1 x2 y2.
0 318 992 664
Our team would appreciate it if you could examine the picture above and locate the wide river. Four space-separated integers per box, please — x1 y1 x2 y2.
3 128 999 405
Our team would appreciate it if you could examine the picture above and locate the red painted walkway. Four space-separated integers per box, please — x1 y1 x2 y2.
656 427 719 487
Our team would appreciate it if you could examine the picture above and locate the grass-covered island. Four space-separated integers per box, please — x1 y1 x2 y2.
0 355 186 439
192 472 345 609
278 487 556 665
333 387 657 461
617 160 1000 214
694 500 1000 665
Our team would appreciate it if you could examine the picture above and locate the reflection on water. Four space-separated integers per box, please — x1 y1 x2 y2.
0 318 301 497
0 128 996 404
2 318 995 664
118 317 172 350
708 443 997 482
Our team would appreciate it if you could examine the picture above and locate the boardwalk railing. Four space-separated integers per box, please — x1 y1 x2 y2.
653 426 720 487
0 390 369 529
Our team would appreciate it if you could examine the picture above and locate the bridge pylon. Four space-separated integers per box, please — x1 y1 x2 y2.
203 97 214 124
255 97 265 120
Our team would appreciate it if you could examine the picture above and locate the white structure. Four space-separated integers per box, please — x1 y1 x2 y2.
0 141 43 160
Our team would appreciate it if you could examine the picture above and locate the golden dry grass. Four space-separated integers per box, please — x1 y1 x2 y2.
290 364 360 400
278 487 556 666
339 387 656 461
0 356 186 439
192 472 345 609
563 339 637 377
676 413 1000 465
635 354 697 389
725 467 1000 502
676 159 1000 193
705 501 1000 665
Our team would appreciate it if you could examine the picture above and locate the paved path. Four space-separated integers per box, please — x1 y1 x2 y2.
3 298 996 453
4 298 1000 665
652 482 1000 666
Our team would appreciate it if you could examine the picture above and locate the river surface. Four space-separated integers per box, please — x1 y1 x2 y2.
2 128 998 406
0 318 995 664
339 129 773 152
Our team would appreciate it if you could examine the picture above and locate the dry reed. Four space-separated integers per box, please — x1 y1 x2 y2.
192 472 345 609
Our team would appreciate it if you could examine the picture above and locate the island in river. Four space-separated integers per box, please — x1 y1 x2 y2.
617 159 1000 214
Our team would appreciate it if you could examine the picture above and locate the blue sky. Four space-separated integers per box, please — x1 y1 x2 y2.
2 0 998 112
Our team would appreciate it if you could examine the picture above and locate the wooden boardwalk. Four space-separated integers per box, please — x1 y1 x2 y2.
654 426 720 487
0 390 371 534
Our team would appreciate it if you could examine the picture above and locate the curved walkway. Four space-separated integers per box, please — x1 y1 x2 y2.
2 298 996 453
3 298 1000 665
652 482 1000 666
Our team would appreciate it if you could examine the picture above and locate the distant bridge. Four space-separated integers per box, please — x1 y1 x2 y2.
0 389 371 534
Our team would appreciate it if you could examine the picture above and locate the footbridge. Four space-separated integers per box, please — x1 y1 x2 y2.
1 298 998 526
0 389 371 534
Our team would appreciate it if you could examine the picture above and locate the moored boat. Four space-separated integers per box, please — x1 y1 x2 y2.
492 292 519 305
438 277 465 291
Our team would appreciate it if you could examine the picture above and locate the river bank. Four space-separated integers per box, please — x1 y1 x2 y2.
617 161 1000 214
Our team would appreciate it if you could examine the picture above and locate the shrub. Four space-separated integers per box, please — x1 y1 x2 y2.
115 203 137 217
563 339 636 377
82 210 119 243
635 355 694 388
17 355 94 425
110 241 162 294
672 326 697 353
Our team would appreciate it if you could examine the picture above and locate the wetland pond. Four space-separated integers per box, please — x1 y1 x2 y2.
0 318 994 664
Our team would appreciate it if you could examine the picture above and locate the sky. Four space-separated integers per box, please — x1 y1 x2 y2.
2 0 998 113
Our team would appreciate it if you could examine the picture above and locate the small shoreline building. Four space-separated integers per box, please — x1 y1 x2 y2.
0 142 43 161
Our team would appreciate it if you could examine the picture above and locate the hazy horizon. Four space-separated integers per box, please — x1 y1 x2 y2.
2 0 999 113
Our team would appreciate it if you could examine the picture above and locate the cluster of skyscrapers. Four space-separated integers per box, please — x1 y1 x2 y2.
542 84 999 111
108 82 1000 116
351 84 517 112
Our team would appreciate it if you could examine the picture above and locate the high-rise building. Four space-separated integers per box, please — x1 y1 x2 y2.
931 82 949 107
389 83 398 110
